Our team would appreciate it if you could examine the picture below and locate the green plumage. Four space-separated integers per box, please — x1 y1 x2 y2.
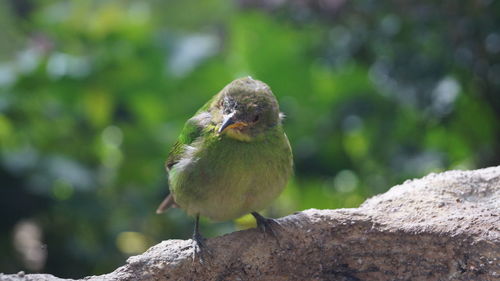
157 77 293 223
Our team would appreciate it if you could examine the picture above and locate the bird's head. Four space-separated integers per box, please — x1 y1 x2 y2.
215 77 281 141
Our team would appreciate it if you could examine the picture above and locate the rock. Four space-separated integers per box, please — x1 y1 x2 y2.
2 166 499 281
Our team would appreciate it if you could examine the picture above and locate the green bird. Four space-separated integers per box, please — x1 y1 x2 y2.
156 77 293 249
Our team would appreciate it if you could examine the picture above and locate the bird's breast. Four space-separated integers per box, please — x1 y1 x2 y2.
170 132 292 221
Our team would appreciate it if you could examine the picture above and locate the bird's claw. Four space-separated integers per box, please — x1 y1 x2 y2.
251 212 283 246
191 233 212 264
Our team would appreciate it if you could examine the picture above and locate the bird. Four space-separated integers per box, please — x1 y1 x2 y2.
156 77 293 253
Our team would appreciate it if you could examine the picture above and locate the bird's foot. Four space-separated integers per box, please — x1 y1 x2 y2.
191 232 211 264
191 214 213 264
251 212 282 245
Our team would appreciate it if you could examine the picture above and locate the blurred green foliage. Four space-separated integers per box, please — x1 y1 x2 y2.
0 0 499 278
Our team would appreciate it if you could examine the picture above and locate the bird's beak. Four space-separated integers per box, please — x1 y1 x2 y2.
218 113 247 134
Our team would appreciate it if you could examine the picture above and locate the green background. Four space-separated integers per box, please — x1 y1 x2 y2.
0 0 498 278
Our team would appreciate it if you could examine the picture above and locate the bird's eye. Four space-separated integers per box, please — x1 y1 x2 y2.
253 115 260 122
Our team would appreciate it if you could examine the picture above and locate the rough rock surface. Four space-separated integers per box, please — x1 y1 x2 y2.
1 166 499 281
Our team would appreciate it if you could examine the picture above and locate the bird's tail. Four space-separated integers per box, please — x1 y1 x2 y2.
156 194 178 214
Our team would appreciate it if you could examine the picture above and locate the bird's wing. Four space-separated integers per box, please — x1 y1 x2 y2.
165 112 212 170
166 122 199 170
158 112 209 213
158 96 217 214
165 94 218 170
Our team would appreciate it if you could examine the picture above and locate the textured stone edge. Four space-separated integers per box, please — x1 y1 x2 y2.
1 166 499 281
